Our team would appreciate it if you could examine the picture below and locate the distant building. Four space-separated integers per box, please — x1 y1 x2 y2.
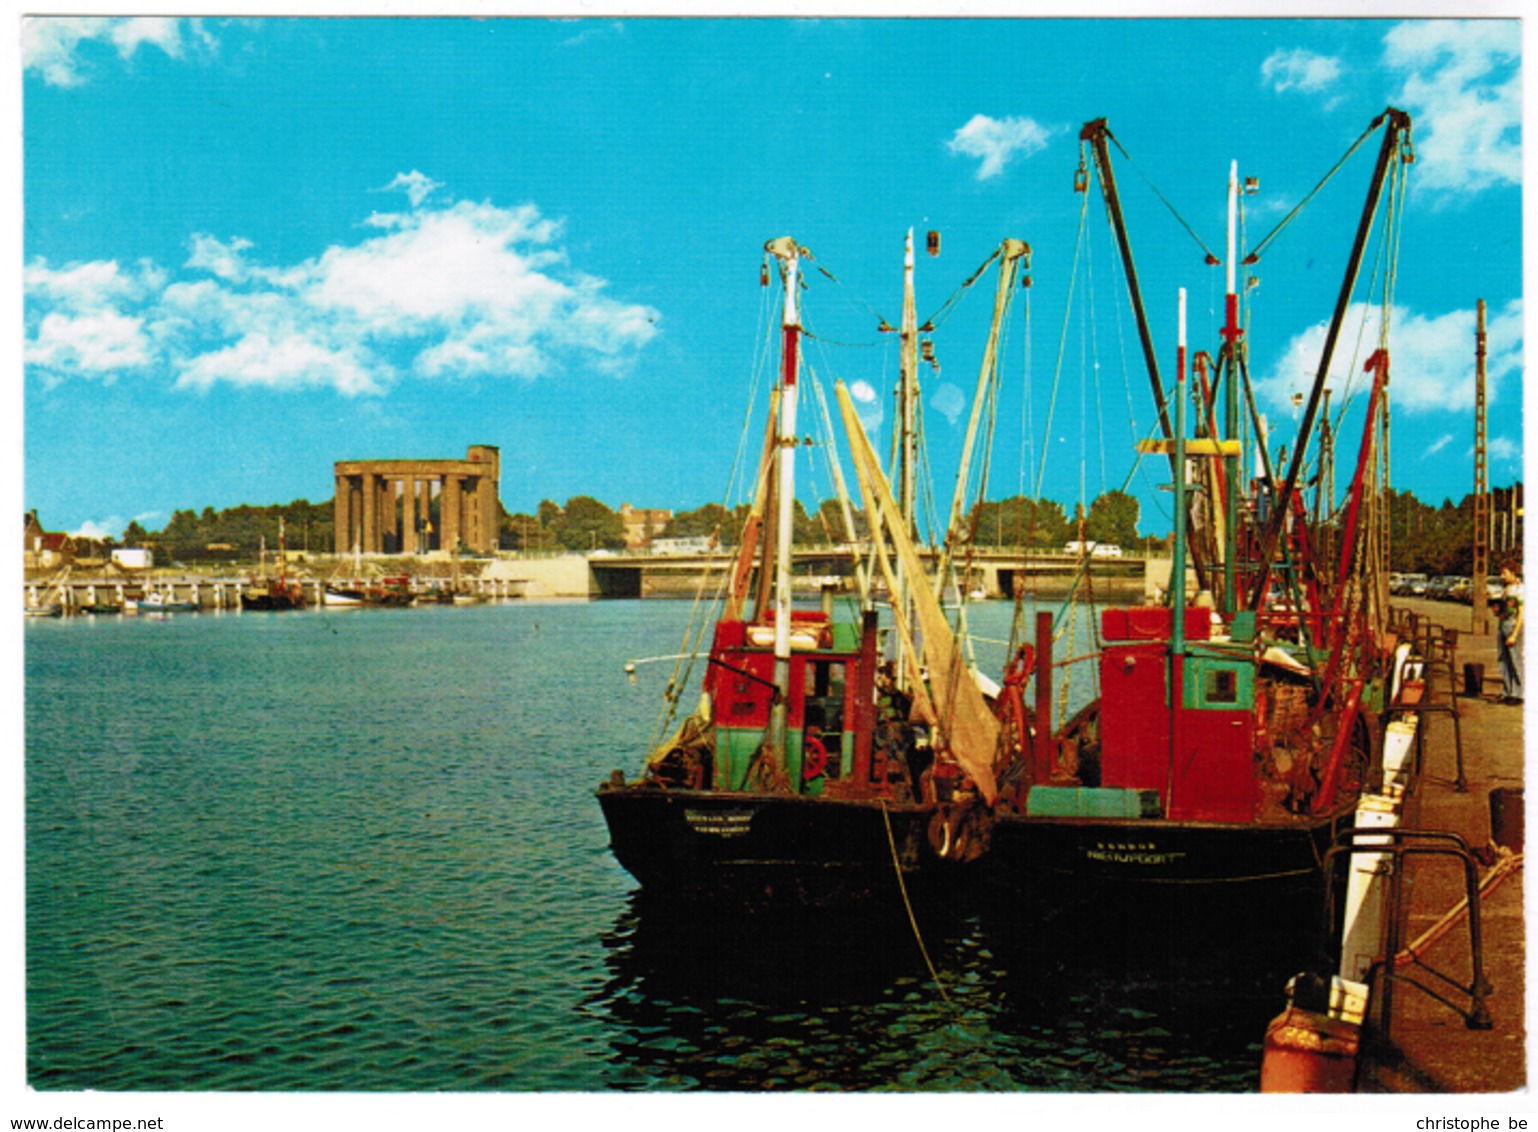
334 445 501 555
23 511 75 570
111 548 154 571
620 503 673 550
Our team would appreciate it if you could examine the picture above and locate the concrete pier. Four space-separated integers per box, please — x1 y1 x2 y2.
1353 598 1526 1093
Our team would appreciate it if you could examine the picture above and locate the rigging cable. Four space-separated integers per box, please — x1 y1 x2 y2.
1245 115 1383 266
811 261 891 342
647 270 780 751
1035 185 1092 501
922 247 1003 333
1100 165 1170 525
1104 127 1223 265
1087 198 1108 496
1018 268 1037 543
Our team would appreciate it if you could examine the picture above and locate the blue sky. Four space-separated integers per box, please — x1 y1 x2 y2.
20 13 1525 543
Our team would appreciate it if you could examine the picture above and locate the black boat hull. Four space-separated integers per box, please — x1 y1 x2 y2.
596 786 940 911
240 595 303 611
980 810 1357 971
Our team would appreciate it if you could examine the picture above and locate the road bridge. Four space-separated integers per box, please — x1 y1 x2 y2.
588 548 1165 600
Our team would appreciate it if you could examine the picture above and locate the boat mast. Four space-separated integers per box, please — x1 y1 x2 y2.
1247 108 1412 609
766 236 803 760
1167 288 1188 813
1173 289 1188 652
893 230 920 689
1222 161 1241 614
899 229 919 543
1081 119 1208 594
936 239 1028 600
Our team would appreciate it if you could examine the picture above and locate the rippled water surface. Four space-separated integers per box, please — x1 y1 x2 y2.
27 600 1278 1092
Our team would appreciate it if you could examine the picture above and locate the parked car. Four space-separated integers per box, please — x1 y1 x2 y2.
1448 577 1472 604
1428 575 1465 601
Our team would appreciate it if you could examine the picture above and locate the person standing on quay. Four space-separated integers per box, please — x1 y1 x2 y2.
1498 560 1523 705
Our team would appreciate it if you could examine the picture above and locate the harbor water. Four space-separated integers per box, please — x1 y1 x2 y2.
27 599 1282 1092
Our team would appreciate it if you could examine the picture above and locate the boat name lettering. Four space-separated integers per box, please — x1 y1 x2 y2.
1085 841 1188 866
684 809 754 837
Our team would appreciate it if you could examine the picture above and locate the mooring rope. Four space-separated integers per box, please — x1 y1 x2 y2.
1394 847 1523 967
880 801 952 1006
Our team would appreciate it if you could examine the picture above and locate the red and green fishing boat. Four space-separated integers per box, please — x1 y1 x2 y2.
962 110 1417 961
598 234 1019 911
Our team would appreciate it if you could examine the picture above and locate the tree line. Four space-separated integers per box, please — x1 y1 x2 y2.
111 482 1518 571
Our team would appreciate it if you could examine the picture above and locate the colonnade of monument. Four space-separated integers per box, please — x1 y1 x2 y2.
334 445 501 555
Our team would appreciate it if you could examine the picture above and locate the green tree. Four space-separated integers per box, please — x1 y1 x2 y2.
665 503 737 545
789 498 822 545
503 511 559 552
556 495 625 552
970 496 1070 548
1086 489 1140 549
814 497 867 543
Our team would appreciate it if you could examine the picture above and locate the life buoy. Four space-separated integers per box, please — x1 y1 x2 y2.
801 735 828 780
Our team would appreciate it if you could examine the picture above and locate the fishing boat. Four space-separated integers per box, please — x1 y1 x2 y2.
597 234 1022 911
241 520 309 611
321 575 413 607
126 590 199 614
363 575 416 607
963 110 1416 960
322 582 367 607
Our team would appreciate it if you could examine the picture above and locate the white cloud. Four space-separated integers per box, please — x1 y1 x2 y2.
21 17 108 86
26 180 661 395
186 235 256 282
561 21 625 48
1255 299 1524 414
22 16 212 86
25 311 152 379
1382 20 1521 196
1261 48 1342 94
947 114 1056 180
929 383 966 426
176 333 384 396
1489 436 1521 462
379 171 444 209
24 257 163 309
110 18 185 59
848 379 884 436
305 201 568 327
1423 434 1454 458
71 518 123 540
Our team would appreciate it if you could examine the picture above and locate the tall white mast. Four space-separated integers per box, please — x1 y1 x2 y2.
893 231 919 689
1222 159 1240 612
898 229 919 540
765 236 802 760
